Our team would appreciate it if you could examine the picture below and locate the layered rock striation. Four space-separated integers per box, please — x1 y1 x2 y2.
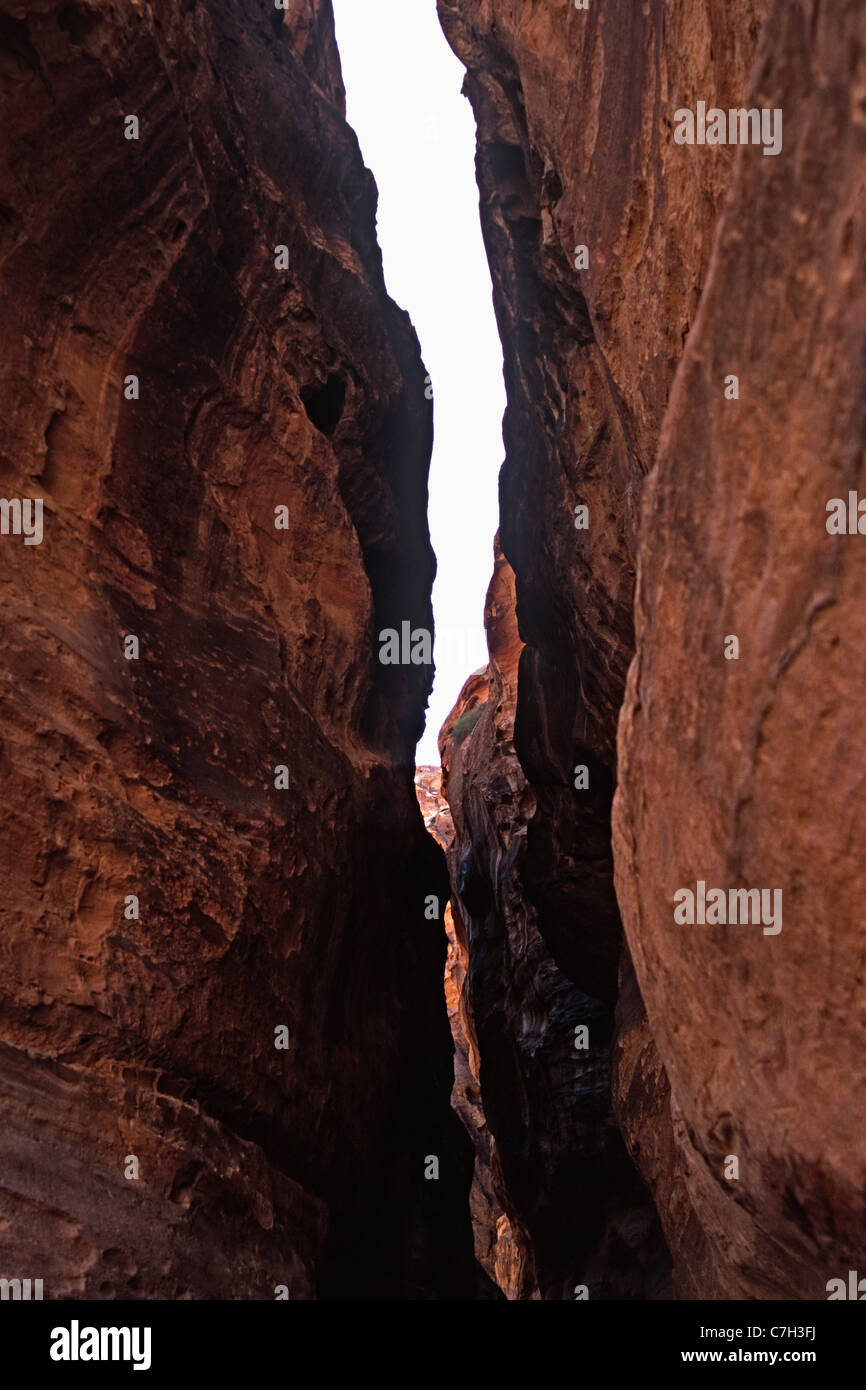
0 0 483 1299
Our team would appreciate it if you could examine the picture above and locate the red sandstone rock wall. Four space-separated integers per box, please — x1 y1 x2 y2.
437 0 768 1003
613 0 866 1299
415 763 520 1297
438 542 666 1299
439 0 866 1298
0 0 484 1299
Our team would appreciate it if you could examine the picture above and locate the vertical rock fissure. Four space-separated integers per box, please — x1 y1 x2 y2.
414 10 670 1301
4 0 860 1307
430 0 672 1300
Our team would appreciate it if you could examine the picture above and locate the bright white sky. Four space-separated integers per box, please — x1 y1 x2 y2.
332 0 505 764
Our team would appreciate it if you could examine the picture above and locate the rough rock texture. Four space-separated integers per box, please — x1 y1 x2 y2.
438 0 768 1003
439 542 667 1300
0 0 484 1300
415 763 518 1298
414 764 455 849
439 0 864 1299
443 904 521 1299
613 0 866 1299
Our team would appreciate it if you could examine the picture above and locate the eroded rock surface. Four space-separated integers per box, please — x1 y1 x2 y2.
439 542 666 1299
437 0 768 1001
439 0 865 1299
613 0 866 1299
0 0 482 1299
416 762 518 1297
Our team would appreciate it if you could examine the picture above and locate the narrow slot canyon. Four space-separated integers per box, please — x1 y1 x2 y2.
0 0 864 1319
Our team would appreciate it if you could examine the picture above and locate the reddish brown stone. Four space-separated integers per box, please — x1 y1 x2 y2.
416 762 519 1297
438 542 665 1298
439 0 865 1301
613 0 866 1300
0 0 482 1299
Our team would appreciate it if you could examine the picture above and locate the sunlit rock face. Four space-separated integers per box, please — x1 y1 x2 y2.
438 0 866 1299
0 0 486 1300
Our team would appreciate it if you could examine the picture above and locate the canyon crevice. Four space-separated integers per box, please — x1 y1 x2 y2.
1 0 863 1304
